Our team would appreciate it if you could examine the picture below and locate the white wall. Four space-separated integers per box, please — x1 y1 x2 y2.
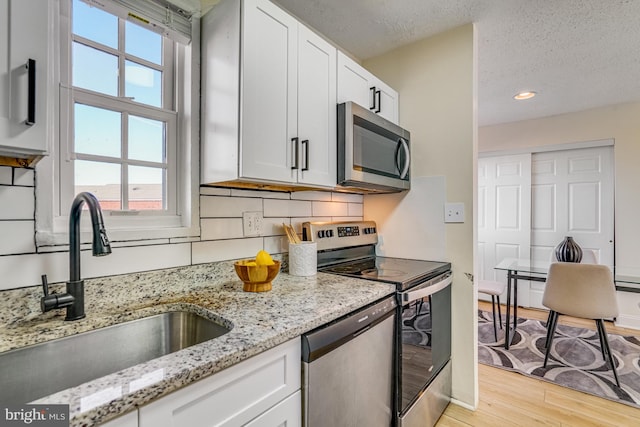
363 24 478 408
0 171 363 291
480 101 640 329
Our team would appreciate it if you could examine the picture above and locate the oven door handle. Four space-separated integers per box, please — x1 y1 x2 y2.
402 274 452 304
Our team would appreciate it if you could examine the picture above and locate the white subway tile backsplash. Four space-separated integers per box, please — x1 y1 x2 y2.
291 217 331 233
83 243 191 279
291 191 332 201
192 238 263 264
312 201 348 217
199 187 231 196
331 192 363 203
263 217 288 236
264 235 288 254
201 218 244 240
0 221 35 255
0 186 34 220
13 169 35 187
230 189 290 199
263 199 312 217
332 216 364 222
170 236 201 244
0 167 13 185
200 196 262 217
0 251 68 290
348 203 364 217
110 239 170 248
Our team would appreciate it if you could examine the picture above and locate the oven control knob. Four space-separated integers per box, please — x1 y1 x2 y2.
317 230 325 238
326 230 334 238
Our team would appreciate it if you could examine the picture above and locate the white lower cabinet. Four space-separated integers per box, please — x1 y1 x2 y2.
100 411 138 427
244 391 301 427
138 338 301 427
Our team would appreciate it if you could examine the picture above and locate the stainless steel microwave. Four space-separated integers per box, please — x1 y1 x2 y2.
337 101 411 193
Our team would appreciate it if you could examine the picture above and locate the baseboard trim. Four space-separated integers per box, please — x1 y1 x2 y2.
615 314 640 330
449 397 477 411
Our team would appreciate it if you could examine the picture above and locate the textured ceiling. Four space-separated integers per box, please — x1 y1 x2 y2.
268 0 640 126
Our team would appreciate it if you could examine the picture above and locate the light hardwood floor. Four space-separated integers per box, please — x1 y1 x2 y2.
436 301 640 426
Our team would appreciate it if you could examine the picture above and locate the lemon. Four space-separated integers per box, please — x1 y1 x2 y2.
244 261 257 266
256 250 275 266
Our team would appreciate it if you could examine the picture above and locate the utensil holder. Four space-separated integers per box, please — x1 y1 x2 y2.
288 242 317 276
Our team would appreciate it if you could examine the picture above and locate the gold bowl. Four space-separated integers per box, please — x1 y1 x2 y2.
233 260 281 292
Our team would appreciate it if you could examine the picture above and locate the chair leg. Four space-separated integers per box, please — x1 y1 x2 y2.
596 319 620 388
544 311 559 367
491 295 498 342
596 321 608 360
496 295 503 329
545 311 558 349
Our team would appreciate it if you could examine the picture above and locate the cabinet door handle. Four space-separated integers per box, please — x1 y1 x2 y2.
291 137 299 170
375 90 381 113
301 139 309 171
369 86 376 110
26 59 36 126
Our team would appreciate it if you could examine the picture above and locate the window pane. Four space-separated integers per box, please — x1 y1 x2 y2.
75 104 121 157
75 160 121 211
125 21 162 65
125 61 162 107
129 116 165 163
73 42 118 96
129 166 165 210
72 0 117 49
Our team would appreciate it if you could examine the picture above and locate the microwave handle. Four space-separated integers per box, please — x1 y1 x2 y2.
396 138 410 179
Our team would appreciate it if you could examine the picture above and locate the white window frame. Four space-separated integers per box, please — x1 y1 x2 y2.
35 0 200 246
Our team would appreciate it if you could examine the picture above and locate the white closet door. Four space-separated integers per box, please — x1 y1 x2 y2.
530 146 614 308
478 154 532 305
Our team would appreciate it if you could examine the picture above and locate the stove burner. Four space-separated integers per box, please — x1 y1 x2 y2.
361 268 406 279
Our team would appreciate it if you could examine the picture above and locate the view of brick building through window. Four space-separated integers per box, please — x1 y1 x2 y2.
75 185 163 210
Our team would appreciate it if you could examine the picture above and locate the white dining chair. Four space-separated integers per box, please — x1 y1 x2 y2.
478 279 506 341
542 263 620 387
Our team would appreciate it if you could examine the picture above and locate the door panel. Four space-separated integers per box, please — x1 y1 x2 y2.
241 0 298 182
297 24 336 187
530 146 614 308
478 154 532 305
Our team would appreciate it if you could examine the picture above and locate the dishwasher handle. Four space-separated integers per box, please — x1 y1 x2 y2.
302 296 396 363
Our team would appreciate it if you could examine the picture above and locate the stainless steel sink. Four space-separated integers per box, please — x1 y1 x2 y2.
0 310 231 404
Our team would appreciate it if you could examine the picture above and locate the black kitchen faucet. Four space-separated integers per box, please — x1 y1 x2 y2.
41 192 111 320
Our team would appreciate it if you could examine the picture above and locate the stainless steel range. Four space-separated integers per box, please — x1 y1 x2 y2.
303 221 452 427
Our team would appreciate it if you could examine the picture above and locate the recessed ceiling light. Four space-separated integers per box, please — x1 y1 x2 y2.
514 91 536 100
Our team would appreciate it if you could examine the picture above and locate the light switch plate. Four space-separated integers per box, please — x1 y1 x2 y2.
444 203 465 223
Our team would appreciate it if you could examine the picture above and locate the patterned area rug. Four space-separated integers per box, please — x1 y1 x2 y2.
478 310 640 408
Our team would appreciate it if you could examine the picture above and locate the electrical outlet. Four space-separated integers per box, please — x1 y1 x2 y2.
243 211 263 236
444 203 465 223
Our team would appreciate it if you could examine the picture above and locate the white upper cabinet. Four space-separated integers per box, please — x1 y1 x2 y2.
0 0 51 162
337 51 399 124
296 25 337 187
201 0 337 188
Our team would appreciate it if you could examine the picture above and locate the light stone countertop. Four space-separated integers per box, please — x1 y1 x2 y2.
0 260 395 426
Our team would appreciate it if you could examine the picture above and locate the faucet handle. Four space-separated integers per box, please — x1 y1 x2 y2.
41 274 49 296
40 274 74 313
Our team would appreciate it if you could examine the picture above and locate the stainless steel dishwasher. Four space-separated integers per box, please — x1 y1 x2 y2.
302 296 396 427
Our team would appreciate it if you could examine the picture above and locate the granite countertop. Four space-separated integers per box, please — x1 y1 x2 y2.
0 261 395 426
